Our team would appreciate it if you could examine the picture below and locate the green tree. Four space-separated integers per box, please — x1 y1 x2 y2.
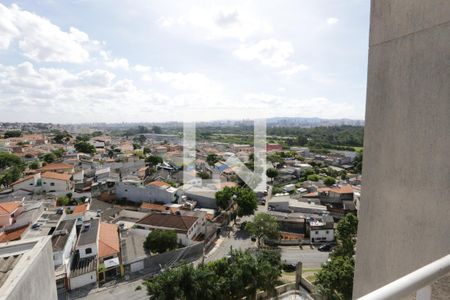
315 256 355 300
206 153 220 166
145 249 282 300
145 155 163 166
56 196 70 206
324 176 336 186
266 168 278 182
315 213 358 299
74 141 96 154
215 186 235 210
354 151 363 173
152 126 163 134
144 229 178 254
3 130 22 138
29 161 40 170
235 188 258 217
53 131 72 144
246 213 279 247
52 148 65 158
197 171 210 179
307 174 320 181
41 152 57 164
134 134 147 145
75 134 91 142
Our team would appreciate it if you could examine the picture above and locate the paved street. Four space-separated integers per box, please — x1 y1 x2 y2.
280 246 329 268
75 280 147 300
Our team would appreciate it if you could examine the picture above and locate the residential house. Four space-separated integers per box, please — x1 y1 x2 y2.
40 163 75 174
69 219 99 290
41 172 73 194
52 219 77 292
98 222 121 283
115 180 181 204
135 213 205 246
306 215 335 243
0 201 24 227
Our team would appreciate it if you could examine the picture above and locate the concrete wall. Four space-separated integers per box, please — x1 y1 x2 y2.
354 1 450 298
69 271 97 290
116 182 177 204
125 242 204 274
3 238 57 300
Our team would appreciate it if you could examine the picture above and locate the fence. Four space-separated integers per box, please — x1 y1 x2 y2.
124 242 204 275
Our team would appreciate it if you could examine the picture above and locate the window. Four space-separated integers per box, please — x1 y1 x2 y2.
50 182 55 186
85 248 92 255
326 230 329 234
315 231 319 234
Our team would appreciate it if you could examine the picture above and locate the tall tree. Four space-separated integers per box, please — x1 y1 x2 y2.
266 168 278 182
245 213 279 247
144 229 178 254
74 141 96 154
234 188 258 217
315 213 358 299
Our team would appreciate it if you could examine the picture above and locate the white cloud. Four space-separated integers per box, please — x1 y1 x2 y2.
158 7 272 41
154 71 222 95
0 62 168 122
0 3 93 63
100 51 129 70
234 39 294 68
327 17 339 25
279 63 309 76
134 64 151 72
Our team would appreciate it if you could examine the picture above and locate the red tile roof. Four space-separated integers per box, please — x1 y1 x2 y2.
0 201 21 215
147 181 170 188
99 222 120 258
72 204 88 215
137 214 197 233
329 185 354 194
11 174 35 186
0 225 28 242
40 163 73 172
42 172 72 182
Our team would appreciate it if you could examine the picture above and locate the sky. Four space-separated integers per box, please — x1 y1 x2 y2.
0 0 370 123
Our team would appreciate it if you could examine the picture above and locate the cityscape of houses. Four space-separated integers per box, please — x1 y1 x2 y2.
0 123 362 299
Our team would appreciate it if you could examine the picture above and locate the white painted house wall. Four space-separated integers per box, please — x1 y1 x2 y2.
53 225 77 267
42 178 72 194
78 242 97 259
310 228 334 243
69 271 97 290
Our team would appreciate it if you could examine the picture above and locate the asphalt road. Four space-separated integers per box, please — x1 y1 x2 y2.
77 280 147 300
280 246 329 268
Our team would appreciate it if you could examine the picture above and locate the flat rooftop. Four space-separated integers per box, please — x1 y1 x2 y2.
0 237 52 296
51 219 76 252
77 218 99 247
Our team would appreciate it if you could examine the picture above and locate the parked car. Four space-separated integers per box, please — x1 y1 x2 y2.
282 263 297 272
318 243 333 252
31 223 41 230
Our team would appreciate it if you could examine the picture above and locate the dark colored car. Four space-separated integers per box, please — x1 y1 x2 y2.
318 243 333 252
31 223 41 230
282 263 296 272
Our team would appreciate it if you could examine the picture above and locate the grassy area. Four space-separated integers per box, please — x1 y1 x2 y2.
306 274 316 282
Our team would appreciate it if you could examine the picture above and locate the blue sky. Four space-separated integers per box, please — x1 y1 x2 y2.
0 0 369 123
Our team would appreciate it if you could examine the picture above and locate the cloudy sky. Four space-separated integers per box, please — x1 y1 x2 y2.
0 0 369 123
